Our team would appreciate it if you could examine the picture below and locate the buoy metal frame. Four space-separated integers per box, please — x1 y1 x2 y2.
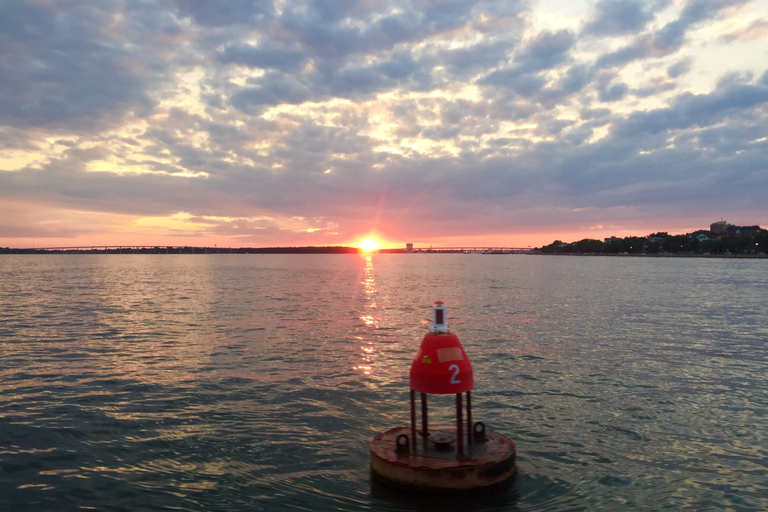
408 384 473 457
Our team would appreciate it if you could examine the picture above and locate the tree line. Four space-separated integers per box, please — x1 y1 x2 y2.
538 228 767 255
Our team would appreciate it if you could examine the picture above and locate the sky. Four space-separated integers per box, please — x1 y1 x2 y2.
1 0 767 250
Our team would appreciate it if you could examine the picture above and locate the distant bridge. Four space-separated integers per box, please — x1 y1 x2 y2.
399 246 535 253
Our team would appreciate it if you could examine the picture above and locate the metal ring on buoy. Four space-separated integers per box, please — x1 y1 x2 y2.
473 421 486 441
395 433 410 454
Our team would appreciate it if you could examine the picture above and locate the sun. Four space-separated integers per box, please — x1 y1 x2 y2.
360 238 379 252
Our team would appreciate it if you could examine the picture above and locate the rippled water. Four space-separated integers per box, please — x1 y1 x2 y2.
1 254 767 511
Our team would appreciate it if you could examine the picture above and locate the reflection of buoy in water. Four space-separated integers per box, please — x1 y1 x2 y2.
370 301 517 492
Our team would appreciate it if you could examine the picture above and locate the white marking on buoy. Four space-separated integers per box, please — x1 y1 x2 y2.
449 364 461 384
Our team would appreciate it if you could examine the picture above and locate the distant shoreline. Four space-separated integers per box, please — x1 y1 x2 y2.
535 252 767 259
1 247 766 258
0 246 366 255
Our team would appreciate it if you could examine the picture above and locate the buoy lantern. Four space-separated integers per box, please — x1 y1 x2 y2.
370 301 517 492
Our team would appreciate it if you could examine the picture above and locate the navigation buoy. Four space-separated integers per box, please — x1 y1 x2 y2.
370 301 517 492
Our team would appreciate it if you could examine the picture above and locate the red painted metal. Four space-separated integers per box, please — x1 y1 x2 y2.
409 331 474 394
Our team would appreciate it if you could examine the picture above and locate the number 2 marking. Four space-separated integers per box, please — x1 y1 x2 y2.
449 364 461 384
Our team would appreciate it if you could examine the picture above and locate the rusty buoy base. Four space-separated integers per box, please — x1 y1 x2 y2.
370 424 516 492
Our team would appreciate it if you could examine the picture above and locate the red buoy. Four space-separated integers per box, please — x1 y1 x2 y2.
370 301 517 492
409 309 474 395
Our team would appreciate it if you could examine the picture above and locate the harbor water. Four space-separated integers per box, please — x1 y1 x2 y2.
1 254 767 511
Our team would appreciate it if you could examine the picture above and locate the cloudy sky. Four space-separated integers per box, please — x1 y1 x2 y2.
1 0 767 249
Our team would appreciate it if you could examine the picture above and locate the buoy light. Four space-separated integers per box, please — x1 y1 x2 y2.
431 300 448 331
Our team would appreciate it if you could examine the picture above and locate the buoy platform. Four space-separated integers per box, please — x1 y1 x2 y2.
370 301 517 492
370 424 516 491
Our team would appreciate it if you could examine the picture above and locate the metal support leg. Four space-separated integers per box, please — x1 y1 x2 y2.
421 392 429 450
466 390 472 448
410 390 417 453
456 393 464 456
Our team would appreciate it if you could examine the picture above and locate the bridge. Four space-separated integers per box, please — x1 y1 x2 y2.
397 246 534 253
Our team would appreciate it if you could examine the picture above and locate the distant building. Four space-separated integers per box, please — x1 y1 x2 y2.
604 236 620 244
710 220 730 234
406 243 413 253
725 225 760 237
688 230 710 242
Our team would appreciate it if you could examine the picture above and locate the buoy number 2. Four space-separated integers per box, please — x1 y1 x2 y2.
448 364 461 384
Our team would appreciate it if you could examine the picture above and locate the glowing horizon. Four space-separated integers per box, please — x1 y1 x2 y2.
4 218 757 252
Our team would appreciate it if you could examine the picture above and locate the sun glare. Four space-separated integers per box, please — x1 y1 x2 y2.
360 238 379 252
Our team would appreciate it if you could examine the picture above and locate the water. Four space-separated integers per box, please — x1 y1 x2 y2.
1 254 767 511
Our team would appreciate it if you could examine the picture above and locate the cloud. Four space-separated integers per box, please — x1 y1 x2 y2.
478 29 576 102
231 73 315 112
596 0 750 70
668 57 694 78
614 80 768 136
171 0 275 27
595 34 678 69
219 42 307 72
600 82 630 102
656 0 749 48
0 3 155 130
720 19 768 41
438 40 514 76
514 30 576 74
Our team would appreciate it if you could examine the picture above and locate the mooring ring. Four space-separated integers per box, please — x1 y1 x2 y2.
395 433 410 453
473 421 486 441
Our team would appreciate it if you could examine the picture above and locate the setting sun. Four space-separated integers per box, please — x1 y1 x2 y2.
360 238 379 252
